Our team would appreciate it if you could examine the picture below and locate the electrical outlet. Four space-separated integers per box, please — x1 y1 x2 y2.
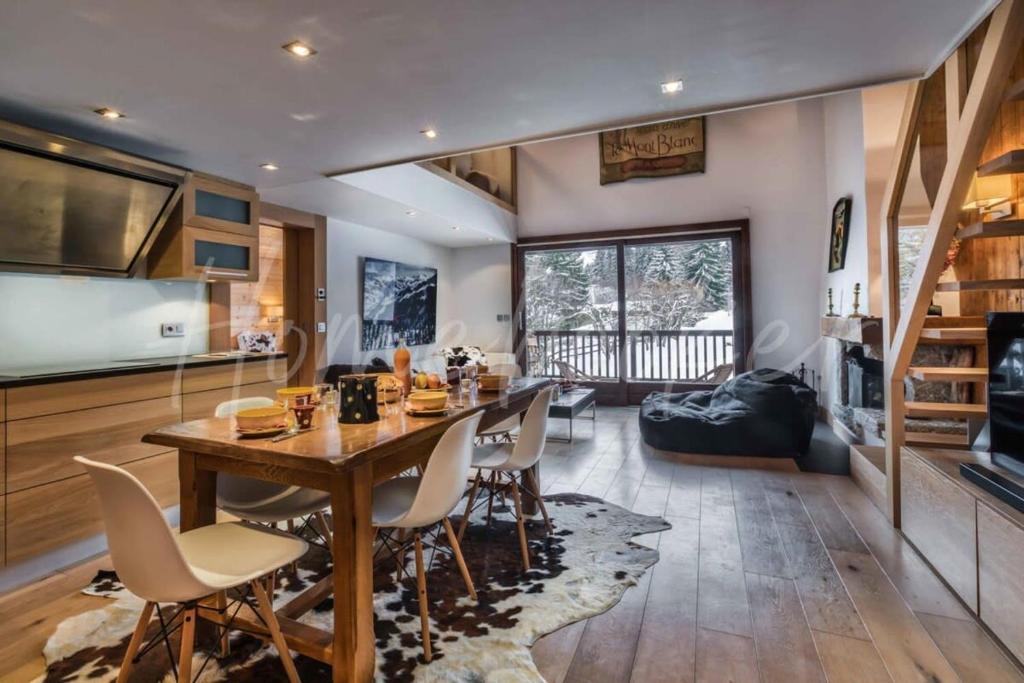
161 322 185 337
496 313 512 322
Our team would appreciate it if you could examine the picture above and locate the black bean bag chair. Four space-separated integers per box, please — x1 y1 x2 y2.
639 369 818 457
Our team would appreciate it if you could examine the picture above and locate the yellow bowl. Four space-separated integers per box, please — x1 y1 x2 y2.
478 374 510 391
407 390 449 411
235 406 288 431
277 386 315 403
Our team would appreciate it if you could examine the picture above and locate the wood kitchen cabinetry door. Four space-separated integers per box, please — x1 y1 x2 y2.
149 222 259 283
181 174 259 237
900 451 978 611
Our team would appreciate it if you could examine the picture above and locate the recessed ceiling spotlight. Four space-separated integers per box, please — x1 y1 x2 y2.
660 79 684 94
405 209 418 216
451 226 460 231
260 162 279 171
282 40 317 58
421 128 438 139
94 107 124 119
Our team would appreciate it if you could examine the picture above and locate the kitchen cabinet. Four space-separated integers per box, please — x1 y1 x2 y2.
148 174 260 282
0 356 286 567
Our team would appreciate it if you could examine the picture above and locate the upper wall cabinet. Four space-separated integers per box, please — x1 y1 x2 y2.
147 173 260 282
181 174 260 237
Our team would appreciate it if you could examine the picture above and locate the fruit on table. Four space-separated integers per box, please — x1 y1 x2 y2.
414 372 429 390
427 373 441 389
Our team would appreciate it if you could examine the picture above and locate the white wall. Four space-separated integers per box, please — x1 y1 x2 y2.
325 218 457 368
451 244 514 354
0 273 208 368
822 91 870 317
517 98 828 373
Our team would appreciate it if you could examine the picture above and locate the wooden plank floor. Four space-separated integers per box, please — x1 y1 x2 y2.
1 406 1023 682
532 407 1024 683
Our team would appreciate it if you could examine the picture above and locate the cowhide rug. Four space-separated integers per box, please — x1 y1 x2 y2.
38 493 668 682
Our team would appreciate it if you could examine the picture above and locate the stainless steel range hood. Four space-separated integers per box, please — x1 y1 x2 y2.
0 120 189 277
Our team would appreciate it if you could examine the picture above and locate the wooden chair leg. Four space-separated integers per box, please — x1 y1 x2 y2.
509 477 531 570
116 601 155 683
525 469 553 535
414 533 432 662
215 591 231 658
252 580 301 683
457 470 483 542
314 511 334 558
286 519 298 573
441 517 477 600
395 528 408 583
485 471 497 527
178 607 196 683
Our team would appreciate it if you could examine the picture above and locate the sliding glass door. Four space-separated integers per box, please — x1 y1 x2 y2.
624 237 735 382
522 245 620 379
516 224 750 403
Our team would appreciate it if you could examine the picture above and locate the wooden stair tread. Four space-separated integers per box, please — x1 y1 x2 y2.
918 327 987 342
908 367 988 382
1007 78 1024 102
922 316 987 328
905 402 987 419
935 279 1024 292
978 149 1024 177
956 219 1024 240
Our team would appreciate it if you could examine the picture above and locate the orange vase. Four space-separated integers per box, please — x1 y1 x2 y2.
393 338 412 396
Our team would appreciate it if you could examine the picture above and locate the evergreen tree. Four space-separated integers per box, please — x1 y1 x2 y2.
682 240 731 312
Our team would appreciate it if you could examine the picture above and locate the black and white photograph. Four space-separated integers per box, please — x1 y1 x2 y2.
361 256 438 350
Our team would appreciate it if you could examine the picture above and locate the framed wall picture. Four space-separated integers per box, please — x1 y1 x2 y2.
599 117 705 184
361 257 438 350
828 196 853 273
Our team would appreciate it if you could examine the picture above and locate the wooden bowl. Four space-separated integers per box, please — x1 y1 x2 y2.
277 386 315 405
407 390 449 412
235 406 288 431
478 374 510 392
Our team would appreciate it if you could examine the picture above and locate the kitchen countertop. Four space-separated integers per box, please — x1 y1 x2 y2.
0 352 288 389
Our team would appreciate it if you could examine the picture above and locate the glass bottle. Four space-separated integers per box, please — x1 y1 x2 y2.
393 336 412 396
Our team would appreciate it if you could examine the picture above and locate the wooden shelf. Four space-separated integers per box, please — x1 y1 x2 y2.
908 367 988 382
906 432 970 448
957 219 1024 240
936 279 1024 292
820 316 883 345
1006 78 1024 103
978 149 1024 177
919 327 987 343
905 402 987 419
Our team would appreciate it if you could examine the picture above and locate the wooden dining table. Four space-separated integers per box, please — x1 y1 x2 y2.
143 376 551 682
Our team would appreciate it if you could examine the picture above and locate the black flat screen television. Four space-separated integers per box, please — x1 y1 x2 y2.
988 312 1024 476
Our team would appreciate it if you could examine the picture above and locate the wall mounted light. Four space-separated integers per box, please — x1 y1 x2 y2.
962 174 1013 219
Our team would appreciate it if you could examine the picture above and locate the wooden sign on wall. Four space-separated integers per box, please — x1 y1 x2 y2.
599 117 705 184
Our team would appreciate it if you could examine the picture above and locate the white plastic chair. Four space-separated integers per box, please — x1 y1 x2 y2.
458 386 556 570
75 456 306 683
215 398 333 548
371 411 483 662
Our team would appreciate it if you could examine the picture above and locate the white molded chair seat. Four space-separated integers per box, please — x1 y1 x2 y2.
470 442 517 470
371 412 483 662
478 415 519 439
176 522 308 590
75 456 306 683
458 386 556 570
214 397 332 522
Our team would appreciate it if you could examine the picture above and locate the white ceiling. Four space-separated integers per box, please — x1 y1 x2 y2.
0 0 995 245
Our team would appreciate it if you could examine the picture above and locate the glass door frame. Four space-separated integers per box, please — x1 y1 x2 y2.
513 219 752 405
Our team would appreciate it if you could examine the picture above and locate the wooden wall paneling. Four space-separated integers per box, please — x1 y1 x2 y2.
226 226 286 349
1 387 5 422
900 451 978 610
5 397 179 493
262 203 327 388
0 493 4 567
5 371 180 421
180 358 289 394
977 501 1024 663
208 283 232 353
6 451 178 565
181 380 286 422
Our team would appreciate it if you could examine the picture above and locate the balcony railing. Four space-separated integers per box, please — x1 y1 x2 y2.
531 329 734 382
